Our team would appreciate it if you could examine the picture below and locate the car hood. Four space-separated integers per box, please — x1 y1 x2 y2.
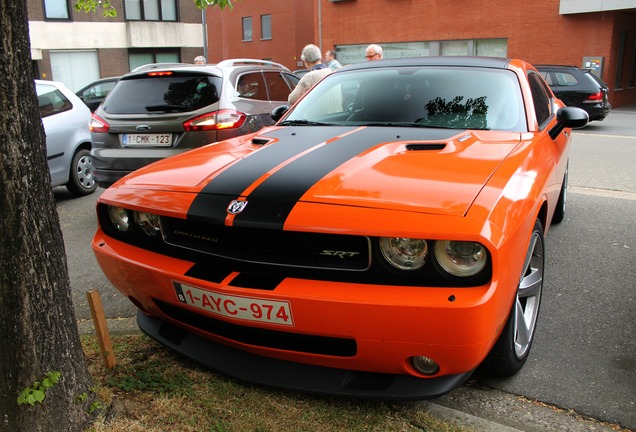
117 126 521 225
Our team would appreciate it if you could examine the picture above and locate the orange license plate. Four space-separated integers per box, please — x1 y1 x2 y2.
173 281 294 326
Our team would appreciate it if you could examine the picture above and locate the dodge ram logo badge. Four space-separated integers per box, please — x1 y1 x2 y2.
227 200 248 215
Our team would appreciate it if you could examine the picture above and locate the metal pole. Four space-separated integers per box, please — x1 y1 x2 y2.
318 0 322 52
202 8 208 60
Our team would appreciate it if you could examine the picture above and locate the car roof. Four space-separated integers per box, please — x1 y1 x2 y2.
534 64 584 70
124 59 292 79
75 76 120 92
339 56 513 72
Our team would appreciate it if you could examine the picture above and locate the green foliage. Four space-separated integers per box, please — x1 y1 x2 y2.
106 364 191 393
17 371 61 406
88 400 103 414
194 0 236 10
73 0 117 17
74 0 236 16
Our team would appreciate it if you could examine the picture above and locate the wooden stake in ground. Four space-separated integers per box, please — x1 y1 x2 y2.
86 289 116 369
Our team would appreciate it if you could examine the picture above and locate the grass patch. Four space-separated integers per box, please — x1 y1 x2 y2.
82 333 471 432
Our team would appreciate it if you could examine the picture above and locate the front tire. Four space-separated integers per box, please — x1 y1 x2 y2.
66 148 97 196
482 219 544 377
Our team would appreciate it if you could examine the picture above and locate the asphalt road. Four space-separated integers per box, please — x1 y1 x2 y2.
55 105 636 431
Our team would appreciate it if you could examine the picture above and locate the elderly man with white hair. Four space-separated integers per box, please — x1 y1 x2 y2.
288 44 331 105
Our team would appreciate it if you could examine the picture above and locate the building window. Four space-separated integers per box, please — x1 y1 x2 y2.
261 15 272 40
475 39 507 57
124 0 177 21
128 50 180 71
43 0 70 20
628 38 636 88
440 40 469 56
50 50 99 91
242 17 253 42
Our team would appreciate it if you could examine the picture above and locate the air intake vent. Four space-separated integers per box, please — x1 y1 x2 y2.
252 137 271 145
406 143 446 151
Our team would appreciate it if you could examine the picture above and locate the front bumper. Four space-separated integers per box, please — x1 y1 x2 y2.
93 228 513 398
138 311 474 399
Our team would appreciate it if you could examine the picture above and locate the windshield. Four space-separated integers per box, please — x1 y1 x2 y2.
103 73 222 114
284 66 526 131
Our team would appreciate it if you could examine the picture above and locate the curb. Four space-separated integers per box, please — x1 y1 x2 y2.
418 401 523 431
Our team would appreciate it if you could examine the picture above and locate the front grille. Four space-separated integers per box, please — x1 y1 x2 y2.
155 299 357 357
162 217 371 270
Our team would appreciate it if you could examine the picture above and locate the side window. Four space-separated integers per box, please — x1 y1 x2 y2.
80 81 117 100
554 72 578 87
283 73 300 89
263 72 292 101
540 72 554 86
236 73 267 101
528 73 552 127
38 88 72 118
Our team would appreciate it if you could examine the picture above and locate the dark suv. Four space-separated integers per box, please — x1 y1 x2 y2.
90 59 299 187
535 64 611 121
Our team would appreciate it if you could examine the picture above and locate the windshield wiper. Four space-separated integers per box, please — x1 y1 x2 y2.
278 119 334 126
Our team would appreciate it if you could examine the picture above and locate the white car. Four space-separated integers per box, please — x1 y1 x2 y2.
36 80 96 196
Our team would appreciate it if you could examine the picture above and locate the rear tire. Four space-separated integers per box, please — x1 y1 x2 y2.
66 148 97 196
481 219 544 377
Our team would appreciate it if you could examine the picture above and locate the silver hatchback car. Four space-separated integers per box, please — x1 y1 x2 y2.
36 80 97 196
89 59 299 187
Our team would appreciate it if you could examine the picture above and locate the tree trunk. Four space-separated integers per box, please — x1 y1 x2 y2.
0 1 96 431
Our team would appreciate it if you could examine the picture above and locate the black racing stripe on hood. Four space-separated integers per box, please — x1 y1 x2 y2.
197 127 348 196
187 127 353 224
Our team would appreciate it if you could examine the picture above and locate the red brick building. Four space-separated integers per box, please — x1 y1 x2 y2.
206 0 636 107
205 1 314 71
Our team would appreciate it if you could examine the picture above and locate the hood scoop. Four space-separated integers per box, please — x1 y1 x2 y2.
405 143 446 151
251 137 272 146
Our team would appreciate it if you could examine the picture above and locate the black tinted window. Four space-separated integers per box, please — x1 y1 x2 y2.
528 73 551 126
264 72 292 101
236 72 268 101
36 85 72 118
104 74 222 114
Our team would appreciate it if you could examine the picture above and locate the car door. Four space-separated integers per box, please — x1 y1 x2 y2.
37 83 74 186
232 71 275 130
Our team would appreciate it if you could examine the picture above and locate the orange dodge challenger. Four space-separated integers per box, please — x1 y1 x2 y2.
93 57 588 399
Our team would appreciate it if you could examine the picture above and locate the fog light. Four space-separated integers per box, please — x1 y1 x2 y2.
411 356 440 375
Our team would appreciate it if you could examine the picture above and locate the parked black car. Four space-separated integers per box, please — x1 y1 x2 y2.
535 65 611 121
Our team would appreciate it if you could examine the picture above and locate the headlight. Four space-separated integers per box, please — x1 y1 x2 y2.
379 237 428 270
134 212 161 236
107 206 129 232
434 240 487 277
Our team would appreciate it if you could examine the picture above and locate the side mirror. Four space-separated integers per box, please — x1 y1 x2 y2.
271 105 289 122
549 106 589 139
